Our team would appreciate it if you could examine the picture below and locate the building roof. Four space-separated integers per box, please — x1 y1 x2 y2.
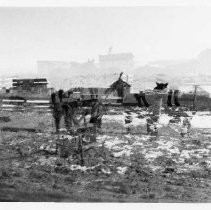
110 78 131 88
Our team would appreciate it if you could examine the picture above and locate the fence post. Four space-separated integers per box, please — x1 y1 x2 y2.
153 94 163 117
147 93 163 135
193 85 198 111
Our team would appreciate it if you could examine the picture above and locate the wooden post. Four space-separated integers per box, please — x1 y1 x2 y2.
0 129 2 145
147 93 163 135
193 85 198 111
153 94 163 117
78 135 84 166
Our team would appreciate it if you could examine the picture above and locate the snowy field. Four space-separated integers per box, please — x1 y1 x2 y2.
0 107 211 202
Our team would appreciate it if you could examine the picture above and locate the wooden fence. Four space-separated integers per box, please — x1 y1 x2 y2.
0 98 52 112
0 96 123 112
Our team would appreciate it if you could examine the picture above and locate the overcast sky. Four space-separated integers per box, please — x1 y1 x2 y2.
1 6 211 75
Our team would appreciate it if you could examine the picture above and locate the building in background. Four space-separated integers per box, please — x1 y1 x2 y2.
37 60 98 89
99 53 134 73
37 52 134 90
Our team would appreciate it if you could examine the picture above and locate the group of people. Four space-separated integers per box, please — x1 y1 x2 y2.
50 80 181 133
51 90 104 133
133 82 181 108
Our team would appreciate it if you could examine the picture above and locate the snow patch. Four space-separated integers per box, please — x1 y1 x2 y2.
70 164 100 172
145 151 164 160
113 150 131 157
158 114 173 125
117 166 128 175
191 116 211 128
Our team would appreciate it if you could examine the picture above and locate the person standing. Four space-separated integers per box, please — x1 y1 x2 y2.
51 90 64 133
89 99 104 128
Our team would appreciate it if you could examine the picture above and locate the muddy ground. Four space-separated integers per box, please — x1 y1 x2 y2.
0 108 211 202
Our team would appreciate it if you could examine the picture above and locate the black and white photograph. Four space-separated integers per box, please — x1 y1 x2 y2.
1 0 211 204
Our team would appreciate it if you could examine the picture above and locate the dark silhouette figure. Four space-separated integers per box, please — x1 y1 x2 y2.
154 82 168 90
62 100 80 130
51 90 63 133
167 90 180 107
89 99 104 128
154 82 180 107
134 91 150 107
167 90 173 106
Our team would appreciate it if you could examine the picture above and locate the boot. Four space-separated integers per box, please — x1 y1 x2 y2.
167 90 173 107
140 92 150 107
174 90 180 106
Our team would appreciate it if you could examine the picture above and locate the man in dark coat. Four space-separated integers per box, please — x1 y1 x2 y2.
62 100 80 131
51 89 64 133
89 99 104 128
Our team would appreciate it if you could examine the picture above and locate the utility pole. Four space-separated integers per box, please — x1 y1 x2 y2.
193 85 199 111
108 46 113 55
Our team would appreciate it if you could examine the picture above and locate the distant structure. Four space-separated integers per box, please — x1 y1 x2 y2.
99 53 134 73
37 60 97 89
37 60 96 77
37 52 134 89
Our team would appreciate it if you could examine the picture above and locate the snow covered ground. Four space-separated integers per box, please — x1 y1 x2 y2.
96 108 211 174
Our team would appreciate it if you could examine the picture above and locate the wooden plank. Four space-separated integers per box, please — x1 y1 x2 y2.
12 83 47 87
1 104 17 107
26 100 50 104
12 78 47 82
101 95 122 99
32 105 50 108
2 99 25 103
1 126 36 132
0 94 51 100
